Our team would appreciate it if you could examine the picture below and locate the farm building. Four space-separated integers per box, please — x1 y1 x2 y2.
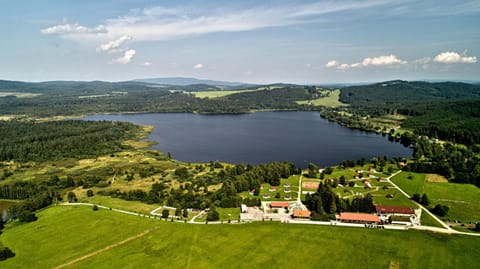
270 201 289 208
293 209 311 219
337 212 380 224
375 205 415 216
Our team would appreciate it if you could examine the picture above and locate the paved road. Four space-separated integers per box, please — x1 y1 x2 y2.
297 174 303 203
60 186 480 237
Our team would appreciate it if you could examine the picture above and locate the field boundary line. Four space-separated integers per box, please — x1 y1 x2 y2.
53 229 153 269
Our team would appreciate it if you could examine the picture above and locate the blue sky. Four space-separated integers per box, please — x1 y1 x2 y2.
1 0 479 84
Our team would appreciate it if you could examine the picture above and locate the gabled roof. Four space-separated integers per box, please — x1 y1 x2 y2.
338 212 380 223
375 205 414 214
270 201 289 207
293 209 311 218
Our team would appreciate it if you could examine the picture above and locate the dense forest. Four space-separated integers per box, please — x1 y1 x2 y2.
0 80 314 116
401 100 480 145
0 120 140 162
339 80 480 116
320 81 480 145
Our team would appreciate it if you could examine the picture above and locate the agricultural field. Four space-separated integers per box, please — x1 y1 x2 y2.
296 89 347 107
391 172 480 225
189 88 263 99
78 194 160 215
0 92 42 98
390 172 426 195
2 205 479 268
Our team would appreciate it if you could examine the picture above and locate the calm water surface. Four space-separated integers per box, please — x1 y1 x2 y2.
0 200 15 221
83 111 412 167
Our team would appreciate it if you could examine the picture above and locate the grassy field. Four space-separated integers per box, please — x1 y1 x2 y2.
240 175 300 201
296 90 347 107
425 182 480 223
391 172 480 224
2 205 479 268
0 92 42 98
190 89 260 99
391 172 426 195
79 194 160 215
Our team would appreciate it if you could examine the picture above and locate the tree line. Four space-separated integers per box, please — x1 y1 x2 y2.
304 182 375 221
0 120 141 162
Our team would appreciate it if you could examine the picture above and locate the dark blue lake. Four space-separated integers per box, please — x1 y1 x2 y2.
83 111 412 167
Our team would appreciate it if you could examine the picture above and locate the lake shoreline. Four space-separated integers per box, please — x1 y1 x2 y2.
82 111 412 168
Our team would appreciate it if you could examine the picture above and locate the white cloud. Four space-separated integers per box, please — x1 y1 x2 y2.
327 54 407 70
325 60 338 68
361 54 407 66
142 61 152 67
115 49 136 64
41 1 394 43
433 51 477 63
41 23 106 35
193 63 204 69
97 35 132 53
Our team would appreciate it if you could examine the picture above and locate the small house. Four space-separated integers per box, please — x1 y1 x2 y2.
293 209 311 219
270 201 289 208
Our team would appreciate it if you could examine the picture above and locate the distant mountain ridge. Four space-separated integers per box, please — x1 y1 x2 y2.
133 77 254 87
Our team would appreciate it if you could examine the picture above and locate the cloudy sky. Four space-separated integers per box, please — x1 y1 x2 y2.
1 0 479 84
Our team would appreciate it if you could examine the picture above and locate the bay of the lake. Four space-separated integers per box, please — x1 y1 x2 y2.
83 111 412 167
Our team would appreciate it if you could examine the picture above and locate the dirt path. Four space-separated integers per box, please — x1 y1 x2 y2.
53 229 153 269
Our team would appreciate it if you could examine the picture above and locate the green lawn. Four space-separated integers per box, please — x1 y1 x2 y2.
391 172 426 195
2 205 479 268
79 195 160 215
217 208 240 221
240 175 300 202
391 172 480 224
1 205 156 268
425 182 480 223
296 90 347 107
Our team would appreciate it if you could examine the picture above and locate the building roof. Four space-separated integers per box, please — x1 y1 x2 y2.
293 209 311 218
375 205 414 215
338 212 380 223
270 201 289 207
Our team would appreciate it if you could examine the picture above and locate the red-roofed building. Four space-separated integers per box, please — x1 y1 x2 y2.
293 209 311 218
337 212 380 224
375 205 415 216
270 202 289 208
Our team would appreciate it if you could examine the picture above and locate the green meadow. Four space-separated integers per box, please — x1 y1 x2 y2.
391 172 480 224
2 205 479 268
296 90 347 107
190 89 261 98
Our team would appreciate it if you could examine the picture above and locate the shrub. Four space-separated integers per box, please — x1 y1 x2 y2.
18 210 38 222
0 247 15 261
86 189 94 197
431 204 449 217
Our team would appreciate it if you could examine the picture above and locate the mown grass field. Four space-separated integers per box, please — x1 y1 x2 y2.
296 90 347 107
79 194 160 215
190 89 260 98
2 205 479 268
391 172 480 224
391 172 426 195
425 182 480 222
